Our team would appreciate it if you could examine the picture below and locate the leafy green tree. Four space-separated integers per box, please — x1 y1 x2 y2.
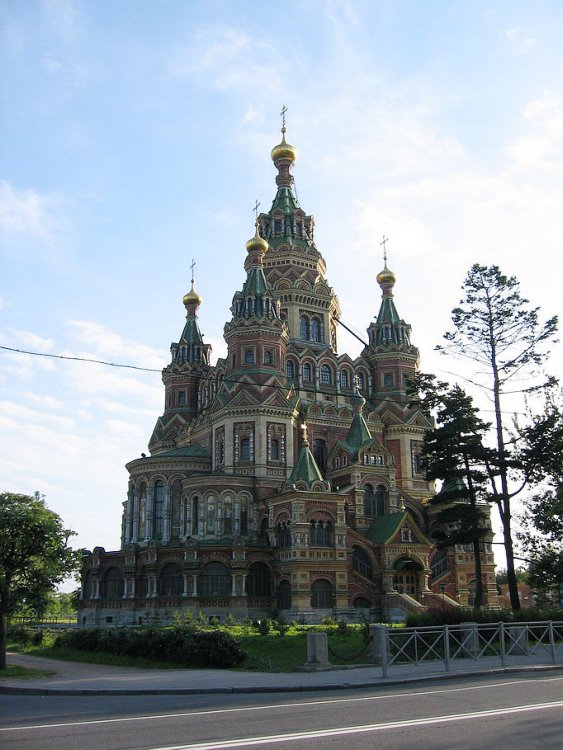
0 492 79 669
516 391 563 600
415 377 491 608
437 264 558 610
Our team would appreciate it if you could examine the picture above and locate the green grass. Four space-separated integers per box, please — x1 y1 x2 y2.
0 664 57 680
7 624 372 673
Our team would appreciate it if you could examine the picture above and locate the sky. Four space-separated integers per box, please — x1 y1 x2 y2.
1 0 562 582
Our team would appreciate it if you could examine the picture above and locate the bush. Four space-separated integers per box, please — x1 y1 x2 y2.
56 625 246 668
405 606 563 628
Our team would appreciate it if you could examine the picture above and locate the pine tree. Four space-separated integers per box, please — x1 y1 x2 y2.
415 377 491 608
437 264 558 610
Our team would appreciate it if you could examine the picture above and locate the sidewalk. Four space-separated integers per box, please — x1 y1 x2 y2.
1 651 562 696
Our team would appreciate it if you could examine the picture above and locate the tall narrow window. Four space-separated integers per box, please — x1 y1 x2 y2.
245 350 254 364
311 579 333 608
240 438 250 461
311 318 321 342
313 438 327 474
340 370 349 388
303 363 312 381
286 360 294 379
300 315 309 340
154 481 164 536
320 364 332 384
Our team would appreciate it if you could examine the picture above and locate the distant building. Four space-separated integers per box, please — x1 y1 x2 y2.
79 127 497 626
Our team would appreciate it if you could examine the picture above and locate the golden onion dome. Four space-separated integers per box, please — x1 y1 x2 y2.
246 222 269 254
271 127 297 163
183 283 202 307
377 263 396 286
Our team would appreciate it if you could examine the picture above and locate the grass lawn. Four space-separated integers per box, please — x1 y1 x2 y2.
7 624 372 673
0 663 57 680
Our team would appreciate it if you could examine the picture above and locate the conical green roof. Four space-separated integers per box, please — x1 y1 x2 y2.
288 444 324 485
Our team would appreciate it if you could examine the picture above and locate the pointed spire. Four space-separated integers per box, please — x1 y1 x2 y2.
345 377 372 450
170 263 210 366
288 422 325 485
369 238 411 348
231 220 279 321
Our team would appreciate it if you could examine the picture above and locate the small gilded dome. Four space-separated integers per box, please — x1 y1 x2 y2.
377 263 396 286
246 222 269 254
271 127 297 163
183 283 201 307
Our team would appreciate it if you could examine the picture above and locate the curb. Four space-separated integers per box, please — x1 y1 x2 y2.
1 663 561 696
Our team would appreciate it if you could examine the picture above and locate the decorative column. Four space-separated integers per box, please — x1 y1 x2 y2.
145 487 154 541
231 574 237 596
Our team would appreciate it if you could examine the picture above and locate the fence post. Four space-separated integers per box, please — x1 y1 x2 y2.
548 621 556 664
380 625 389 678
499 621 505 667
369 624 389 677
304 632 330 670
444 624 450 672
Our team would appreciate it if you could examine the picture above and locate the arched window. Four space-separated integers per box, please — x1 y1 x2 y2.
83 571 96 599
354 597 372 610
303 362 312 381
198 562 231 597
192 496 199 534
356 372 365 391
311 579 333 608
246 562 271 597
103 567 123 599
352 546 373 579
245 350 254 364
154 480 164 536
320 364 332 384
299 315 309 340
270 438 279 461
277 580 291 610
240 438 251 461
311 318 321 342
264 350 273 365
340 369 349 388
160 563 183 596
310 520 332 547
364 484 385 517
276 521 292 548
286 360 295 379
138 566 150 598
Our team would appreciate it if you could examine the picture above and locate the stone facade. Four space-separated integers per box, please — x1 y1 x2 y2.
79 128 497 627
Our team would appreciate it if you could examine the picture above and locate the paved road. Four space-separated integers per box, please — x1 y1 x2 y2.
1 651 563 750
2 672 562 749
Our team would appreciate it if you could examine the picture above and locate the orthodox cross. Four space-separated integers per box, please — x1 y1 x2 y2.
280 105 288 128
253 200 260 220
380 235 389 264
190 258 196 285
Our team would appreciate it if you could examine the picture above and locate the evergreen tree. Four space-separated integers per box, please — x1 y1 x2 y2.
415 377 491 608
437 264 558 610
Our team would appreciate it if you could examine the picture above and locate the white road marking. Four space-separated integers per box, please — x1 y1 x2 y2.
148 701 563 750
2 675 562 732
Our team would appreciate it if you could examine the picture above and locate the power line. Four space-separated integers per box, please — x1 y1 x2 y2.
0 345 161 373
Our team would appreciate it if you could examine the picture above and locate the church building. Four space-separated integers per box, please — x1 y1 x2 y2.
79 125 498 626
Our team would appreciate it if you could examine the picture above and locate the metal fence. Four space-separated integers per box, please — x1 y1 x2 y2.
369 621 563 677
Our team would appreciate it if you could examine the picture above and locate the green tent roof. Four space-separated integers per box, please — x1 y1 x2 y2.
364 512 407 544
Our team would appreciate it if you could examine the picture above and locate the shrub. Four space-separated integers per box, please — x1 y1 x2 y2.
337 620 348 636
56 625 246 668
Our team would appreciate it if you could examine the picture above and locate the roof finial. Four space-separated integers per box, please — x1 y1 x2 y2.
301 421 309 447
253 199 260 221
280 104 288 131
380 235 389 266
190 258 196 286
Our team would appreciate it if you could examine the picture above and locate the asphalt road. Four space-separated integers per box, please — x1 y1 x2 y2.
1 672 562 749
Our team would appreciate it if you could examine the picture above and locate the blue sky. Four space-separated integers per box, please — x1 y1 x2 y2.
2 0 562 574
